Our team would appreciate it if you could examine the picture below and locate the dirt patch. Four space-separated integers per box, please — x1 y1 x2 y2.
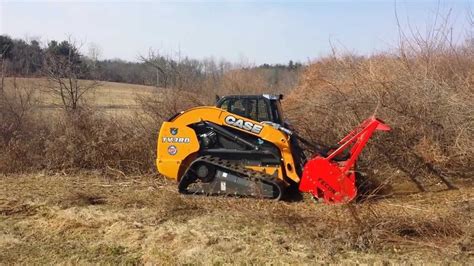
62 192 107 207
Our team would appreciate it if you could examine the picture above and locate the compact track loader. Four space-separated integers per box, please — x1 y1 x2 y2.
156 94 390 204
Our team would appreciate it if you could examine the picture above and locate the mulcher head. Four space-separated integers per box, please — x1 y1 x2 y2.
299 116 390 204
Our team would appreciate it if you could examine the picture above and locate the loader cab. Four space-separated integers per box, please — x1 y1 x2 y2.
216 94 284 125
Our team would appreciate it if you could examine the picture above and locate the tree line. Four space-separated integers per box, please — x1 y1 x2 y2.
0 35 303 90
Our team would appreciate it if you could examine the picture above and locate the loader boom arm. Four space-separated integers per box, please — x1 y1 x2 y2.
327 116 390 172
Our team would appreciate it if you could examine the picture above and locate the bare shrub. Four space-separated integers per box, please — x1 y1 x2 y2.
0 74 49 173
217 69 270 95
40 109 152 174
0 94 154 174
0 78 36 143
136 88 208 124
285 25 473 191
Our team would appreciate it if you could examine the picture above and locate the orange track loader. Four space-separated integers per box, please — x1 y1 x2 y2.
156 94 389 204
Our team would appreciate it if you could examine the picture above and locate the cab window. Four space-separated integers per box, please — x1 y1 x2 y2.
218 97 273 123
257 99 270 121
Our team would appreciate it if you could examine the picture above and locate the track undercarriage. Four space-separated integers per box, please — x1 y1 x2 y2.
178 156 285 200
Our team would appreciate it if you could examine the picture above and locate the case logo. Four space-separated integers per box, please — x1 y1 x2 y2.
170 128 178 135
224 115 263 134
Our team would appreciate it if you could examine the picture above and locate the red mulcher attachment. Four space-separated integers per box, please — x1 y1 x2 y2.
299 116 390 204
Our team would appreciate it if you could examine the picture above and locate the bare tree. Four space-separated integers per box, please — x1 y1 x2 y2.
139 48 205 90
0 39 12 92
87 42 102 71
0 49 6 93
140 48 168 88
0 47 36 143
43 37 101 111
88 42 102 62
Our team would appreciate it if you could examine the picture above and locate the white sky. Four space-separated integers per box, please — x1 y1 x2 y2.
1 0 472 64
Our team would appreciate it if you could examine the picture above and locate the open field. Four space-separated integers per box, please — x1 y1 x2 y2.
3 77 157 114
0 173 472 264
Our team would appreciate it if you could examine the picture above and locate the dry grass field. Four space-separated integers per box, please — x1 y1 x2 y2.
3 77 157 115
0 173 472 264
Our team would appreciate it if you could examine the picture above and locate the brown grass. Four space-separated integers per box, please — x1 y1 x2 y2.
0 173 472 264
2 77 156 112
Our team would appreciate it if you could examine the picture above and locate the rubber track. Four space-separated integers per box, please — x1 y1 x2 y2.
179 155 284 200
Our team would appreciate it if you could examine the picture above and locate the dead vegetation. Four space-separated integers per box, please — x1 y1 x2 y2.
0 174 472 264
284 20 474 194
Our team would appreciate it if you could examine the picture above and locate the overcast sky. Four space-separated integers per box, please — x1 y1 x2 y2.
1 0 472 64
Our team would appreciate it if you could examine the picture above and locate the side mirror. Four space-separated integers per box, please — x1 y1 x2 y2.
215 95 220 103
